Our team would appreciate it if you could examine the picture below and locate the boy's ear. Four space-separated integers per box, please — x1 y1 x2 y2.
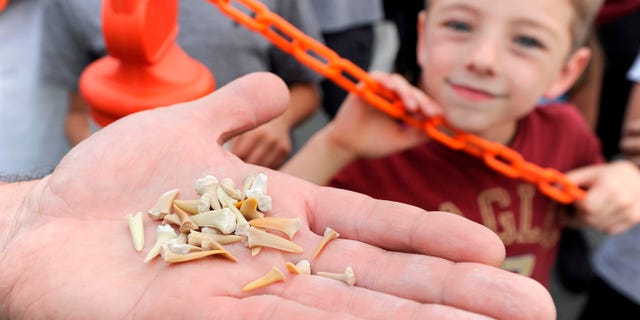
416 11 428 68
542 47 591 100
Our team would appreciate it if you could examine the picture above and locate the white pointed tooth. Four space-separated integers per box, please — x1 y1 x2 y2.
239 198 265 221
173 199 200 215
220 177 242 200
162 213 181 226
175 231 188 245
248 173 268 195
285 259 311 275
199 238 238 262
166 239 203 254
196 176 221 211
195 175 218 195
316 266 356 286
238 226 303 253
241 174 255 199
160 244 226 263
191 208 237 234
242 266 285 291
311 227 340 260
217 187 249 230
125 212 144 252
198 191 214 213
251 246 262 256
147 189 179 220
188 230 243 245
173 203 198 233
245 174 272 213
143 225 177 263
249 217 301 239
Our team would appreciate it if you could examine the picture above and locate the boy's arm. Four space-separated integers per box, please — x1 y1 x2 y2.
66 92 92 146
281 123 357 185
282 73 440 185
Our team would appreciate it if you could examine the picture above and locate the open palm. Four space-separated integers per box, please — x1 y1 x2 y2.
0 73 554 319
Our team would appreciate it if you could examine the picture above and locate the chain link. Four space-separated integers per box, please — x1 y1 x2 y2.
209 0 585 204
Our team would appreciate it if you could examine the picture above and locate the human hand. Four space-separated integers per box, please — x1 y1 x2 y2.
326 73 441 159
621 119 640 166
65 92 93 146
229 116 292 169
0 72 553 319
566 160 640 234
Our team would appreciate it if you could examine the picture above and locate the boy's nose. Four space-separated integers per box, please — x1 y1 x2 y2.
465 37 502 77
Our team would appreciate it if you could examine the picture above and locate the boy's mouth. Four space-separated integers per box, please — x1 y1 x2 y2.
446 79 507 102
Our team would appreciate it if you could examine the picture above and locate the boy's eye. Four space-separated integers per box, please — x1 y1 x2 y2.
514 36 543 49
444 20 471 32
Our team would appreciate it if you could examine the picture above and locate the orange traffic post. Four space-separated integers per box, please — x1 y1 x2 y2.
80 0 215 127
0 0 8 12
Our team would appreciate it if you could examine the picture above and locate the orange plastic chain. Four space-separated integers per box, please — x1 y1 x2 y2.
208 0 585 204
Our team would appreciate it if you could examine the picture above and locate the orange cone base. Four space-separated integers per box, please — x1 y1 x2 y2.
80 43 215 127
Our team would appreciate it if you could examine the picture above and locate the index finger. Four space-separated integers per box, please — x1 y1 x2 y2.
297 184 555 320
308 185 506 267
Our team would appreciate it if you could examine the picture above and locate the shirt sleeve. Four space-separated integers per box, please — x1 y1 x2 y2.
269 0 324 85
36 0 102 92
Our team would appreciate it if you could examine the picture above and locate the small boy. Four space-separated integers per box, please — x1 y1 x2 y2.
283 0 640 286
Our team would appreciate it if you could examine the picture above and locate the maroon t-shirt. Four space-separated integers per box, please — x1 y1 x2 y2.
329 103 604 286
596 0 640 25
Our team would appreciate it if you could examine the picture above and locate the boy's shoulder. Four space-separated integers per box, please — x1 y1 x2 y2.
526 102 588 126
513 102 604 168
517 102 593 139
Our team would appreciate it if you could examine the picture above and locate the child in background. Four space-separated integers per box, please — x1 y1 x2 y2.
282 0 640 287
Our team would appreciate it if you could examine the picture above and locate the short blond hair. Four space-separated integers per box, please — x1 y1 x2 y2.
424 0 604 50
570 0 604 49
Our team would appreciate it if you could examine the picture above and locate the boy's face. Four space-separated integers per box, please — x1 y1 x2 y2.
418 0 589 142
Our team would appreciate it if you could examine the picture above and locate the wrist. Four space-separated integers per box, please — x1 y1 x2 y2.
318 124 358 167
274 115 294 133
281 125 357 185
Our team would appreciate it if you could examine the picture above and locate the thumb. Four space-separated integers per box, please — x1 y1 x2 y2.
175 72 290 143
564 164 605 188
